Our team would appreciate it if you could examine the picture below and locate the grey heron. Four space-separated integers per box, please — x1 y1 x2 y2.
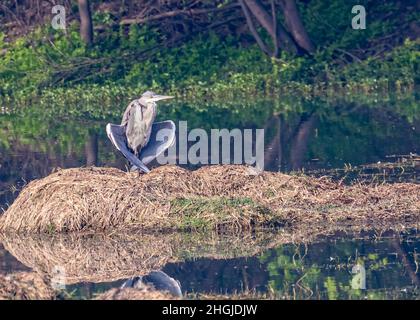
106 91 175 173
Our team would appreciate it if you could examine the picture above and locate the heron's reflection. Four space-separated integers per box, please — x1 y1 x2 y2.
121 270 182 298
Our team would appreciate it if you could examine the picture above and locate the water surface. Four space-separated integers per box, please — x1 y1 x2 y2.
0 230 419 300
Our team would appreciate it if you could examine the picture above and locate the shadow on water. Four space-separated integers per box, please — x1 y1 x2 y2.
0 229 419 300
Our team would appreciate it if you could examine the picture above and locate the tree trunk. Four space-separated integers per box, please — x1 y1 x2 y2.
243 0 296 54
78 0 93 46
279 0 314 53
244 0 276 38
239 0 271 55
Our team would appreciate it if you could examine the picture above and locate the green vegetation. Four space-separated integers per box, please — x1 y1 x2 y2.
0 0 418 114
170 197 272 231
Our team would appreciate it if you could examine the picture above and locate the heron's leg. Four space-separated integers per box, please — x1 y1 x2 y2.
129 160 150 174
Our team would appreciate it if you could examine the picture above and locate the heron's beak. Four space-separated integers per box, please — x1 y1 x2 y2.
150 95 174 102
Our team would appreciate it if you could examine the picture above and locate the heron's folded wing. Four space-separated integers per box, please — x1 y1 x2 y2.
106 123 150 173
139 120 176 165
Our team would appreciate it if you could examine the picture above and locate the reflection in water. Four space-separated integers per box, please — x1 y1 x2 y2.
289 112 317 171
162 231 420 300
122 271 182 298
1 230 419 300
85 132 98 167
263 112 318 171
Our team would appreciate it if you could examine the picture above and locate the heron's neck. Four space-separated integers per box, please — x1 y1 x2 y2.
147 102 157 110
137 102 156 122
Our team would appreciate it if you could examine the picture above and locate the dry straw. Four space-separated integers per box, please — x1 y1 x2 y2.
0 165 419 233
94 286 178 300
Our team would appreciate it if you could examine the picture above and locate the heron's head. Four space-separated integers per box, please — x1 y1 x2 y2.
139 91 174 107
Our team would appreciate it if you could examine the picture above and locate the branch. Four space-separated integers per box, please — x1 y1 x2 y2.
334 48 362 63
239 0 271 56
279 0 314 53
244 0 296 53
119 3 240 26
0 3 26 27
270 0 279 57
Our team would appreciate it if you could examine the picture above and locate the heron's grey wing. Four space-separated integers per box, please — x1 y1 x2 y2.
125 104 138 147
121 100 136 126
121 105 130 126
106 123 151 173
139 120 176 165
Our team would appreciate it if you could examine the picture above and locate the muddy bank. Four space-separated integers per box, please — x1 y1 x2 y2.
0 165 419 233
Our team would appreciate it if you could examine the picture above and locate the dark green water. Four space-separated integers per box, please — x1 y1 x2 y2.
0 93 419 299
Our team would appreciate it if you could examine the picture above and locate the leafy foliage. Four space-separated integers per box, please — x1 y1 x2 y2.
0 0 418 112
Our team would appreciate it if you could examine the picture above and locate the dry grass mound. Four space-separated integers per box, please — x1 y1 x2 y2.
0 165 419 233
0 272 56 300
